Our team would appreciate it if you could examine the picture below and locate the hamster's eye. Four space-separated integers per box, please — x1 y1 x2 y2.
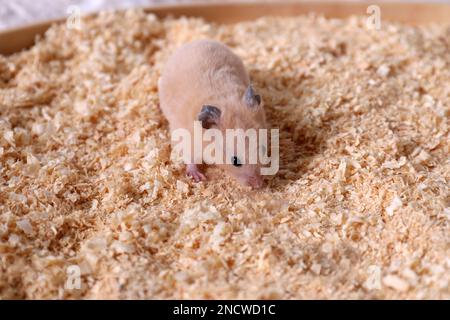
231 156 242 167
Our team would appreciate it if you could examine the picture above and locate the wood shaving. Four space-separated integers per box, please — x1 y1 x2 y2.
0 10 449 299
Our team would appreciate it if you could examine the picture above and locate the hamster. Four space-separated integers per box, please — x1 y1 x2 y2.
158 39 267 188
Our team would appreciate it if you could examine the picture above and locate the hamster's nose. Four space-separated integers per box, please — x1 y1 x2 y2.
247 176 263 189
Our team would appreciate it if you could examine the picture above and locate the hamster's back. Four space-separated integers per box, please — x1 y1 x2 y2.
158 40 249 131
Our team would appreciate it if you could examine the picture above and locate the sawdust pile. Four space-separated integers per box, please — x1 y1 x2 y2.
0 10 449 299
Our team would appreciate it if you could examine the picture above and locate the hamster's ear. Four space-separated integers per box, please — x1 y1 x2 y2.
244 85 261 108
198 105 221 129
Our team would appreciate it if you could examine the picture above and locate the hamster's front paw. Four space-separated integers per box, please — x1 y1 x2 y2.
186 164 206 182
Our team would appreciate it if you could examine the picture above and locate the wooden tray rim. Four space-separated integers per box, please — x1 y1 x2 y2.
0 1 449 55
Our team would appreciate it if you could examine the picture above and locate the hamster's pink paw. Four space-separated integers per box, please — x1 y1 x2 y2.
186 164 206 182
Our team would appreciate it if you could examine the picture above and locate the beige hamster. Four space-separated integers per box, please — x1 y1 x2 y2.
158 39 267 188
